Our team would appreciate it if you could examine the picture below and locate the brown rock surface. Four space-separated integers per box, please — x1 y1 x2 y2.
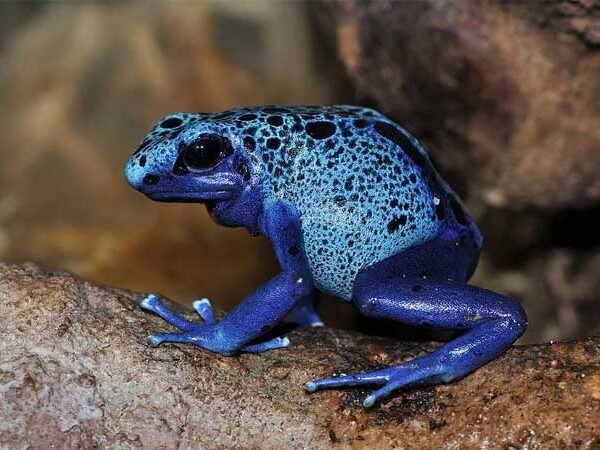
322 0 600 210
1 263 599 449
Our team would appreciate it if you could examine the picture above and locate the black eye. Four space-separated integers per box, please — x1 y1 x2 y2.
182 136 228 171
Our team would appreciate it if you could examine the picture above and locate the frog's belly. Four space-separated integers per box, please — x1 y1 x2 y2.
300 205 439 301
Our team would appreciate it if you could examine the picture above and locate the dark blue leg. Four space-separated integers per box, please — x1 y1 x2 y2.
305 248 527 407
140 200 313 355
286 291 324 327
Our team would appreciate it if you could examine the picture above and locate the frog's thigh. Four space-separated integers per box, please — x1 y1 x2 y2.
359 236 480 284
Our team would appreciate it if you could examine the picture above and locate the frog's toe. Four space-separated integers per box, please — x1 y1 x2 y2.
147 334 164 347
242 336 290 353
305 369 389 393
286 295 324 327
140 293 201 332
147 332 192 347
192 298 215 324
140 293 162 312
146 331 207 348
361 368 435 407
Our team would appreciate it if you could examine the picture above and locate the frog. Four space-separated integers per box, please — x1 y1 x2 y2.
124 105 527 408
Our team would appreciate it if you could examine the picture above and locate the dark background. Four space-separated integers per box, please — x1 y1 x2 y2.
1 0 599 344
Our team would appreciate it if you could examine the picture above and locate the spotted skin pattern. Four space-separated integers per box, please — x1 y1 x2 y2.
124 105 525 408
126 105 479 300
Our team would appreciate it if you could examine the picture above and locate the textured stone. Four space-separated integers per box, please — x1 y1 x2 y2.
1 263 599 449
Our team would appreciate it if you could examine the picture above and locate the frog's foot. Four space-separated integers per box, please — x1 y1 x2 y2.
141 294 212 331
286 292 324 327
141 294 290 354
241 336 290 353
305 352 446 408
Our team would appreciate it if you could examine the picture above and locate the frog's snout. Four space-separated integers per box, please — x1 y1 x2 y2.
124 159 160 192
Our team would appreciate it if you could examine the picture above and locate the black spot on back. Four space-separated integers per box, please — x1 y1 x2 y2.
139 155 146 167
160 117 183 129
267 137 281 150
243 136 256 152
334 195 346 206
448 194 468 225
239 113 257 121
306 121 336 140
267 115 283 126
353 119 368 128
387 215 407 233
374 121 428 170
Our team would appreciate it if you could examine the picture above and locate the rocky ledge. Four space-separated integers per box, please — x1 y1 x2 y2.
0 263 598 449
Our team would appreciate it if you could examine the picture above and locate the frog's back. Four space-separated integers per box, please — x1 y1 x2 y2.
235 106 482 300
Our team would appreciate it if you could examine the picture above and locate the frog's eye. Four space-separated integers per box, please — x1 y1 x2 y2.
181 136 231 171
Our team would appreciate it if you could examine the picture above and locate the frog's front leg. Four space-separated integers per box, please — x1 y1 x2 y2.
140 295 290 353
306 262 527 407
141 200 313 355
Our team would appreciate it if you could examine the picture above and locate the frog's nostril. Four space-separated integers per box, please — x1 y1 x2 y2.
143 174 160 185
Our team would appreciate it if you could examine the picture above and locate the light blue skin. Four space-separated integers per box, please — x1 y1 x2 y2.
124 105 527 408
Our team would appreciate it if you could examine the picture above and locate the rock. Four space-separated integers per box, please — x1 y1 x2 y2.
321 0 600 210
1 263 599 448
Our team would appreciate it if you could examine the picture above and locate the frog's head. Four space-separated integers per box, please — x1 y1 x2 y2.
124 112 250 204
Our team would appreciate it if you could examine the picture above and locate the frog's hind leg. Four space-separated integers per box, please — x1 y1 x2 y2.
305 239 527 408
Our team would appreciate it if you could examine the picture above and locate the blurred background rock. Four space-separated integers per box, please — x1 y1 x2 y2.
0 0 598 344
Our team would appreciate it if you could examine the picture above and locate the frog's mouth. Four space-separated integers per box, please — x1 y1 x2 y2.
144 173 240 203
147 191 233 202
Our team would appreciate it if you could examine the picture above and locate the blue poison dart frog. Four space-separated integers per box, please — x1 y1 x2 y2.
124 105 527 408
